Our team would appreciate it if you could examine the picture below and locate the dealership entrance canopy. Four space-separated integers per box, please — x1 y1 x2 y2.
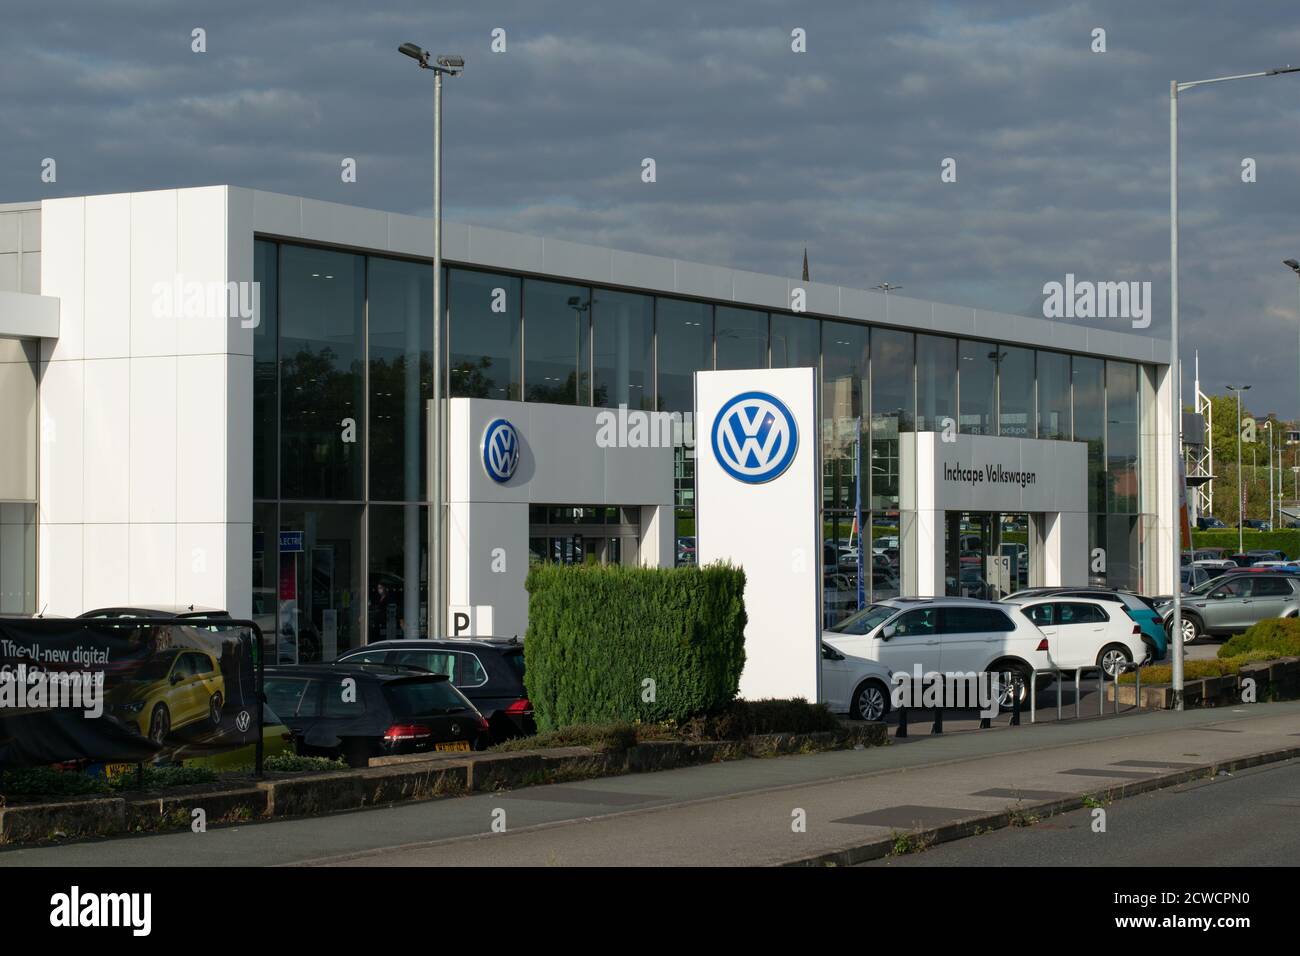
0 186 1173 666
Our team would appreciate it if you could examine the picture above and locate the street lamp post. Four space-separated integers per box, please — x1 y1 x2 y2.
1169 65 1298 710
399 42 464 638
1227 385 1251 552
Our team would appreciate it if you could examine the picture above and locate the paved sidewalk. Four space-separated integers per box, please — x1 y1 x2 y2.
3 699 1297 867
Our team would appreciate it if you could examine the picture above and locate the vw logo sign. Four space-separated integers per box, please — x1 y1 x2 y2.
482 418 520 483
235 710 251 733
711 391 798 484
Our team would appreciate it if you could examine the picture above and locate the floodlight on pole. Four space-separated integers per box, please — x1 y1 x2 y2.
398 41 465 637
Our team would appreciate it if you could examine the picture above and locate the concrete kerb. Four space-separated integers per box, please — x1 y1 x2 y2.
0 723 888 845
783 743 1300 867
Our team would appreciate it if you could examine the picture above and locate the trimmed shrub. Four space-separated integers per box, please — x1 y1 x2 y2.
263 754 347 773
1219 618 1300 660
1190 530 1300 558
524 562 746 731
490 723 639 753
0 767 109 800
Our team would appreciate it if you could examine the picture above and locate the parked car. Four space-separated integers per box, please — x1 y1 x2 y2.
79 605 231 622
336 638 533 740
1196 516 1228 530
1247 550 1288 562
1004 586 1168 661
1181 565 1212 592
820 642 894 720
1008 597 1149 677
263 663 490 767
871 535 899 554
1155 572 1300 644
1241 519 1270 531
105 648 226 743
822 598 1051 709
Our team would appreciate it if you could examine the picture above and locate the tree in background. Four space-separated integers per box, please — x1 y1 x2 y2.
1197 392 1298 525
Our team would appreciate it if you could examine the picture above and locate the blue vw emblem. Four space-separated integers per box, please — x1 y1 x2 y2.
482 418 520 483
711 391 798 483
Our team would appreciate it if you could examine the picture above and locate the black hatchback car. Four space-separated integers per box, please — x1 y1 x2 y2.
336 639 534 741
263 663 490 767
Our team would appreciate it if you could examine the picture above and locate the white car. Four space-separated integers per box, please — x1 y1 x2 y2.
1003 595 1149 677
821 642 894 720
871 536 899 554
822 598 1051 708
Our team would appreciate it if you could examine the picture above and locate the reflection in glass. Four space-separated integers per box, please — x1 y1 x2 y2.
279 245 366 500
253 241 278 499
998 346 1034 438
449 269 520 400
770 313 819 368
592 289 653 410
1072 356 1105 513
958 339 997 435
715 306 768 370
916 334 955 433
656 298 711 413
1106 361 1139 513
1037 350 1071 440
822 321 869 511
524 280 591 405
368 257 432 502
870 328 913 512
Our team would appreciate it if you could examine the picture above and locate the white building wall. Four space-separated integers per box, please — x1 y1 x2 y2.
38 187 253 616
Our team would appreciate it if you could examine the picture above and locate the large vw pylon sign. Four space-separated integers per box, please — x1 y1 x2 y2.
696 368 821 700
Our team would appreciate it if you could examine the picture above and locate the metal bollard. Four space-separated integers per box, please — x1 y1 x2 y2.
1011 678 1022 726
931 705 944 735
1135 665 1142 710
1074 669 1082 720
896 705 908 738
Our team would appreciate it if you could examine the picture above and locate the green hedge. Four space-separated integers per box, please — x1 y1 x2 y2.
1219 618 1300 659
524 562 747 732
1190 530 1300 558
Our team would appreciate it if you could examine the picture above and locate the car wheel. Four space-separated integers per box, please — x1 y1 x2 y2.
989 661 1031 711
1170 615 1201 645
849 679 891 721
208 693 223 728
148 704 170 744
1096 644 1132 679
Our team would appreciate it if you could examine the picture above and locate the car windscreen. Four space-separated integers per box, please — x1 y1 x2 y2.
383 679 473 717
827 603 897 635
1187 575 1228 596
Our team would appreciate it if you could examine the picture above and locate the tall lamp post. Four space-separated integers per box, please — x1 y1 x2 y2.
1227 385 1251 552
1264 419 1274 530
399 42 464 638
1169 65 1298 710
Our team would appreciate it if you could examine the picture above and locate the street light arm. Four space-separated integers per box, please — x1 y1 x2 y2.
1177 66 1296 92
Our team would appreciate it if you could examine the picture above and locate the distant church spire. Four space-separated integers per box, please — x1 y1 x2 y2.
801 246 809 282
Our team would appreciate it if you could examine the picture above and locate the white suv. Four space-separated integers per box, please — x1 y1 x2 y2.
1004 596 1150 677
822 598 1050 707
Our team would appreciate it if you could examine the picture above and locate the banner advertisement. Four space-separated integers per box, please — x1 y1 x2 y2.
0 619 260 770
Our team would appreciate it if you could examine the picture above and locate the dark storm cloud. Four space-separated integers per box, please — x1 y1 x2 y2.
3 1 1300 413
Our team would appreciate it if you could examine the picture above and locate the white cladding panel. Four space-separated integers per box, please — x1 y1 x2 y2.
695 368 821 701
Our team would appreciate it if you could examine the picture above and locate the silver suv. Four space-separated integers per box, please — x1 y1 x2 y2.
1157 573 1300 643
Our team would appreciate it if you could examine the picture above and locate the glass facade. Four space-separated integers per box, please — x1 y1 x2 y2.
252 237 1157 646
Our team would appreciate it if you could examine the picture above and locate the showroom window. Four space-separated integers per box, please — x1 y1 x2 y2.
449 269 520 401
715 306 768 370
1037 350 1071 440
916 334 956 433
655 297 712 414
998 346 1034 438
592 289 654 410
278 245 366 501
958 339 997 435
870 328 913 512
368 256 432 503
524 279 591 405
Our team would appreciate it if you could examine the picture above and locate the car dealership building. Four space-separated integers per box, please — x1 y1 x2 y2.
0 187 1176 663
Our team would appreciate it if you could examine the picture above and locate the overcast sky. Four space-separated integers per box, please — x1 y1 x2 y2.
4 1 1300 415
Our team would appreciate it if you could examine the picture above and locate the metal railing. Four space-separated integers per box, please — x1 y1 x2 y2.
1030 661 1146 723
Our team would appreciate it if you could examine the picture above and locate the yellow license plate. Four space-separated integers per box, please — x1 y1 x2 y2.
434 740 471 753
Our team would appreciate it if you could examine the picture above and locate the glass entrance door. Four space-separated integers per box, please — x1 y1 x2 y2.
945 511 1034 599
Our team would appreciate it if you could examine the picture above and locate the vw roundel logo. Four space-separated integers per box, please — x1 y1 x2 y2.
482 418 520 483
711 391 798 484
